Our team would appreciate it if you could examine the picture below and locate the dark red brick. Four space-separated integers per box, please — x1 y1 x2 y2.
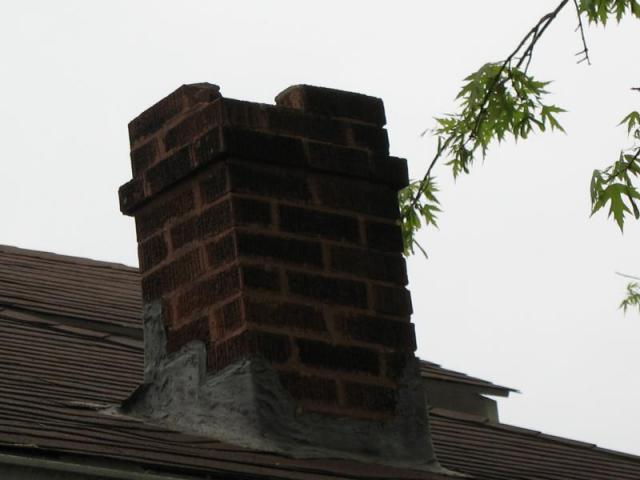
372 285 412 316
211 298 244 339
241 265 281 291
297 339 379 375
266 107 348 146
170 200 233 250
385 352 414 380
177 266 241 317
335 313 416 351
314 176 399 219
145 146 193 195
306 141 370 179
166 316 210 354
138 233 168 272
141 249 205 301
287 272 368 309
131 138 159 176
221 127 305 168
209 330 291 371
118 178 145 215
370 156 409 189
128 83 220 145
236 232 323 268
278 371 338 405
275 85 386 127
199 162 229 205
279 205 360 244
164 102 221 152
228 161 311 202
136 190 195 241
350 123 389 154
231 197 272 226
344 382 397 414
221 98 269 130
205 233 237 268
365 220 403 253
244 298 326 333
329 246 407 285
193 128 222 167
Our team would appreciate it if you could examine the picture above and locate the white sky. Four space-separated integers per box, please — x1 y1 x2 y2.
1 0 639 456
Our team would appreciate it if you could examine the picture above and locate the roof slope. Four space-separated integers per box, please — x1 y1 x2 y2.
1 244 640 480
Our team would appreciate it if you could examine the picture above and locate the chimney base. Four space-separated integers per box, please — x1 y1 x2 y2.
118 302 443 472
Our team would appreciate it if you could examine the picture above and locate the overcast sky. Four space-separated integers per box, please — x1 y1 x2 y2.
1 0 639 456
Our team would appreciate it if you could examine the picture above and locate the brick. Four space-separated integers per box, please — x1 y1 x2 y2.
372 285 413 316
370 156 409 189
297 339 379 375
344 382 397 414
241 265 281 291
244 298 326 333
131 138 159 176
306 141 370 179
164 102 221 152
330 246 407 285
236 232 323 268
287 271 367 309
128 83 220 146
141 249 205 301
335 313 416 351
278 371 338 405
314 177 399 219
211 298 244 339
385 352 415 379
275 85 386 127
365 220 403 253
267 107 348 146
205 233 237 268
209 330 291 371
221 127 305 167
138 233 168 272
199 162 229 204
177 266 241 318
118 178 145 215
228 161 311 202
166 316 210 354
279 205 360 244
146 146 193 195
193 128 222 167
135 187 195 240
350 123 389 155
170 200 233 250
231 197 272 226
221 98 270 130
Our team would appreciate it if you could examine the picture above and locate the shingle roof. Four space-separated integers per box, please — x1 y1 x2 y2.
1 244 639 480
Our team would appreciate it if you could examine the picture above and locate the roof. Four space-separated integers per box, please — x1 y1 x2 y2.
1 244 640 480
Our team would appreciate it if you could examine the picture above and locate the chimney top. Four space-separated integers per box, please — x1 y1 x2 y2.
118 83 440 472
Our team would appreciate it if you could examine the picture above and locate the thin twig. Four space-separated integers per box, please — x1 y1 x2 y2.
572 0 591 65
616 272 640 281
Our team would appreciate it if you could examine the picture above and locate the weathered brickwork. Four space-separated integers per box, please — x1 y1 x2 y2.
120 83 417 420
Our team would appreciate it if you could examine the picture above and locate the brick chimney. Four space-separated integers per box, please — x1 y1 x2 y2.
119 83 439 470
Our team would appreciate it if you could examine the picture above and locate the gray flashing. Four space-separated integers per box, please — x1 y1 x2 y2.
114 302 448 473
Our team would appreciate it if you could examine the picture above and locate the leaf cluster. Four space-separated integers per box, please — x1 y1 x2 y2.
620 281 640 313
399 178 440 256
434 63 565 179
590 111 640 231
578 0 640 24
